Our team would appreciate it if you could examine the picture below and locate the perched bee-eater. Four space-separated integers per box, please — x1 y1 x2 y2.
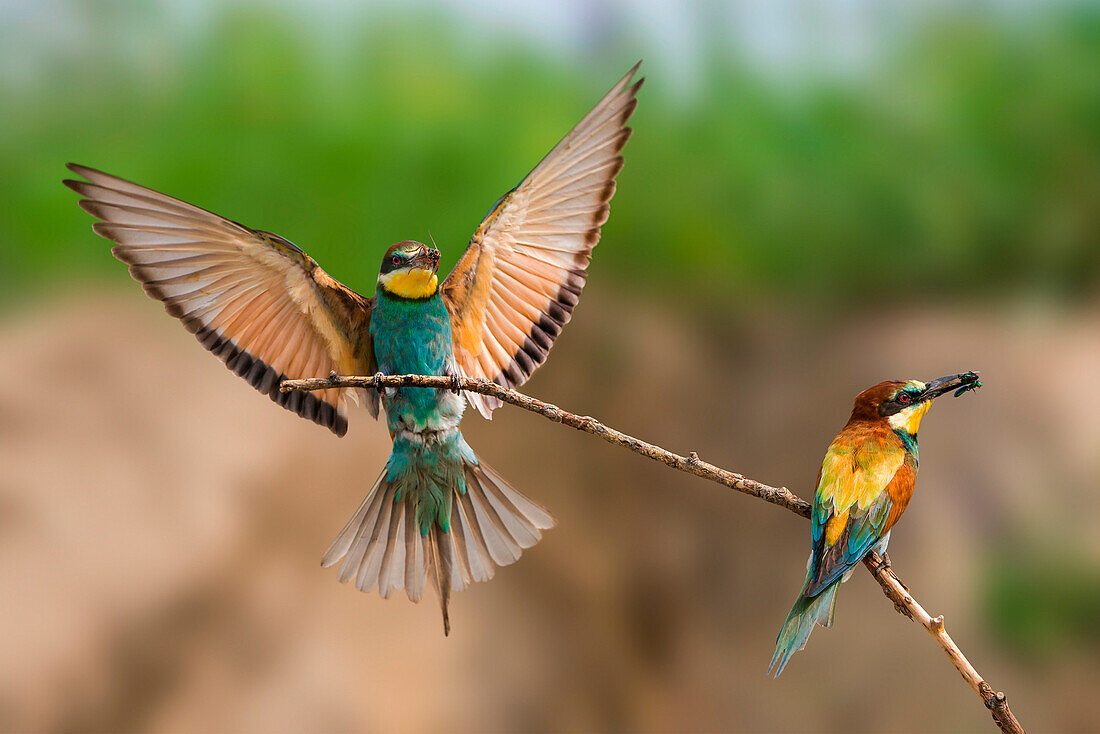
65 64 642 633
769 372 981 676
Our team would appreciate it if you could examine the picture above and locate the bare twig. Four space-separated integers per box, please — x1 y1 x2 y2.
282 373 1024 734
865 552 1024 734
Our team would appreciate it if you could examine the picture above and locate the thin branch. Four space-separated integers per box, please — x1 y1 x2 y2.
865 552 1024 734
282 373 1024 734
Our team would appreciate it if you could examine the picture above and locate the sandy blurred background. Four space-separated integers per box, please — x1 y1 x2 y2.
2 1 1099 732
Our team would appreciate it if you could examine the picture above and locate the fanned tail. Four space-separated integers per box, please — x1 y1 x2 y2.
768 579 840 678
321 434 555 635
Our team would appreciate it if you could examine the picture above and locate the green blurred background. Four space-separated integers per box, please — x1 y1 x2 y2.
2 1 1099 732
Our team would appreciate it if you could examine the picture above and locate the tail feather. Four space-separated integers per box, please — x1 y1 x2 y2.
455 459 556 570
322 441 555 635
476 462 552 548
404 507 427 601
464 474 524 565
427 526 457 635
768 580 841 678
324 474 389 583
452 489 493 583
377 496 407 598
353 487 393 592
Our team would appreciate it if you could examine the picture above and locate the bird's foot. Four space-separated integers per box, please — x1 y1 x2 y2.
448 372 463 395
869 552 892 577
882 555 912 593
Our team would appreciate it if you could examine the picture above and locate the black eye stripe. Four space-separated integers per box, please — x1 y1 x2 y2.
380 252 407 273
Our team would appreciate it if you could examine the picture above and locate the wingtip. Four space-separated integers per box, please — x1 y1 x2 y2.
604 62 643 98
330 415 349 438
63 162 91 190
65 162 95 177
621 61 644 90
66 162 118 182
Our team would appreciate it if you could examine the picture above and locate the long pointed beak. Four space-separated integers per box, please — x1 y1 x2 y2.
921 371 982 401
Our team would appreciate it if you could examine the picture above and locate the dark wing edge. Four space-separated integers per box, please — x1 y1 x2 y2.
442 62 643 418
64 163 377 435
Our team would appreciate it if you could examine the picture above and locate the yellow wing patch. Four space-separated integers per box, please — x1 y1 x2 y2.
824 509 850 546
818 432 904 516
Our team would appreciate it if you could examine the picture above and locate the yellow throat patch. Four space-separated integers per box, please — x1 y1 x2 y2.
888 400 932 435
379 268 439 299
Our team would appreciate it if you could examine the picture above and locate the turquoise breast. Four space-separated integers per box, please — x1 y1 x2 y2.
371 290 464 434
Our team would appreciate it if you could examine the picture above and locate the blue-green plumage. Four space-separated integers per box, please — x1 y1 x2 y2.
371 287 469 537
322 242 555 636
385 431 477 535
894 428 919 460
371 288 462 435
770 571 840 678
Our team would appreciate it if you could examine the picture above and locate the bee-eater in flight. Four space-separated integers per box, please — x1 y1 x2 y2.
65 64 643 634
769 372 981 676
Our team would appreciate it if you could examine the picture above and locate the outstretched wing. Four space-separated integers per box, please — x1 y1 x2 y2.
441 63 642 418
806 428 911 595
64 164 377 436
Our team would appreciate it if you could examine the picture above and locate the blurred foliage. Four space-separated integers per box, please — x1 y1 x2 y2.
984 546 1100 658
2 4 1099 308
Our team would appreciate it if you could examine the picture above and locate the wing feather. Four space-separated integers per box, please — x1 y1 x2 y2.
65 164 379 433
441 64 642 417
806 426 912 594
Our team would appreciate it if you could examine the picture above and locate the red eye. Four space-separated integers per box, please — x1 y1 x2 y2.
392 255 401 266
898 393 911 404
